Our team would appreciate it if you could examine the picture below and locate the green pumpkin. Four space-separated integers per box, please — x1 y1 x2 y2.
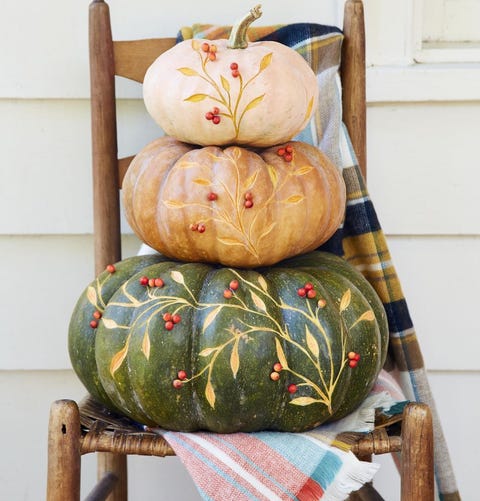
69 251 388 432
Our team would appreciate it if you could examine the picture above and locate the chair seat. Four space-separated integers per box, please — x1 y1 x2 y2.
77 395 403 459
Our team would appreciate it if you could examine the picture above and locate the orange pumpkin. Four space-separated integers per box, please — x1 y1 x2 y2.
122 137 346 268
143 5 318 147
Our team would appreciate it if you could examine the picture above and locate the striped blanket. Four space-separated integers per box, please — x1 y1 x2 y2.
145 21 460 501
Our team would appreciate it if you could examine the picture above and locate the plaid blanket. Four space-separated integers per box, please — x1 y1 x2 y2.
144 21 460 501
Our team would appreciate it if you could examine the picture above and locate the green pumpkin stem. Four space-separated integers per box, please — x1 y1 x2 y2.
227 4 263 49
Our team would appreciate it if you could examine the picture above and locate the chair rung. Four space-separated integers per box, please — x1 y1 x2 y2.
349 428 402 456
81 430 176 457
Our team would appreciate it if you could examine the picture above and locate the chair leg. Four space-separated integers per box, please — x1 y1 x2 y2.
400 403 434 501
47 400 82 501
97 452 128 501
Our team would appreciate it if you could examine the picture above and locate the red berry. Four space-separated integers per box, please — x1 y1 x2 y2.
177 370 188 380
165 321 174 330
285 145 293 153
154 278 164 288
106 264 115 273
163 312 172 322
201 42 210 52
172 379 183 389
209 44 217 53
317 299 327 308
205 111 214 120
90 320 98 329
284 153 293 162
349 360 358 368
172 314 181 324
223 289 233 299
229 279 239 290
139 276 149 286
230 62 238 70
354 353 361 361
287 384 297 394
190 223 199 231
212 116 221 124
208 192 218 201
277 148 285 156
244 200 253 209
304 282 314 291
297 288 306 297
307 289 317 299
244 192 253 201
273 362 283 372
347 351 357 360
148 278 156 287
212 107 220 115
93 310 102 320
231 69 240 77
208 52 216 61
197 223 206 233
270 372 280 381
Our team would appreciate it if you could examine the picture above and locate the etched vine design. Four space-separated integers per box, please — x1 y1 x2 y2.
178 40 272 140
163 147 314 261
90 267 376 414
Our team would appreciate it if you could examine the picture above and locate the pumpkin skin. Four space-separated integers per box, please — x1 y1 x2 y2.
143 32 318 147
69 251 388 433
122 137 346 268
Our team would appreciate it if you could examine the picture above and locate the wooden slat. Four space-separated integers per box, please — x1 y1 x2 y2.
113 39 176 82
341 0 367 179
118 155 135 188
89 0 121 273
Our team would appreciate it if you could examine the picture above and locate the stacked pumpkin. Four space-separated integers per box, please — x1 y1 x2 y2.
69 6 388 432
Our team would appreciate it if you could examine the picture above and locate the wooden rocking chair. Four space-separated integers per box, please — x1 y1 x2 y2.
46 1 434 500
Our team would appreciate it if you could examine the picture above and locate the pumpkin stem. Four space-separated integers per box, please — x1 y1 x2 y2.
227 4 263 49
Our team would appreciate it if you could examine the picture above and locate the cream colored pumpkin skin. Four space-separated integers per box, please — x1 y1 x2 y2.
122 137 346 268
143 39 318 147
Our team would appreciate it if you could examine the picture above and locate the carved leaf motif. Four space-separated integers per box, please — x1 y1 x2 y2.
142 332 151 360
110 343 129 376
203 306 222 331
257 276 268 292
305 326 320 358
358 310 375 322
184 93 209 102
86 286 97 307
289 397 320 406
245 170 259 188
340 289 352 312
192 178 211 186
230 341 240 378
275 338 288 369
304 96 314 122
163 200 187 208
170 270 185 285
217 237 244 247
177 67 200 77
205 379 216 408
258 222 276 241
102 318 120 329
199 347 217 357
244 94 265 113
250 290 267 312
267 164 278 188
221 75 230 92
259 52 273 72
284 194 305 204
294 166 314 176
